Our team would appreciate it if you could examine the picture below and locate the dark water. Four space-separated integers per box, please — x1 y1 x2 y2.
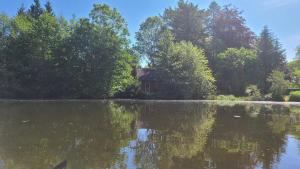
0 101 299 169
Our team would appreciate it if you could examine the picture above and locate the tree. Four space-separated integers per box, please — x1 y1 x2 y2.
267 70 290 101
28 0 44 19
0 14 10 40
163 0 207 47
45 1 54 15
296 46 300 60
156 41 215 99
245 85 262 100
288 60 300 87
216 48 259 95
57 4 137 98
89 4 129 41
205 1 222 70
1 3 137 99
257 27 286 92
4 12 62 98
0 14 18 98
210 4 255 50
17 4 26 16
135 16 165 66
205 2 255 73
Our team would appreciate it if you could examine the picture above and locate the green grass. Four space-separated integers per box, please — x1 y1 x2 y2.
214 95 248 101
289 91 300 102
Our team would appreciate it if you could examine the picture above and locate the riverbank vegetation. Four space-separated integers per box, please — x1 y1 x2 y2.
0 0 299 101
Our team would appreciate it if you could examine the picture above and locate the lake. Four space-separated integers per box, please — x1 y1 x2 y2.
0 100 299 169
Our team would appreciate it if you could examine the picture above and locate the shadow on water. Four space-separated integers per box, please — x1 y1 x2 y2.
0 100 299 169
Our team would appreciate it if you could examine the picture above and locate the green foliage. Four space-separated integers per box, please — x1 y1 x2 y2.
0 2 137 99
215 95 246 101
216 48 258 95
289 91 300 102
29 0 44 19
245 85 262 100
135 1 265 98
296 46 300 60
205 3 255 72
135 16 164 66
0 0 291 100
45 1 54 15
267 71 290 101
288 60 300 87
163 0 207 47
156 41 216 99
208 4 254 50
257 27 286 92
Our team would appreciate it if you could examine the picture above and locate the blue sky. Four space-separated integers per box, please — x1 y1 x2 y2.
1 0 300 61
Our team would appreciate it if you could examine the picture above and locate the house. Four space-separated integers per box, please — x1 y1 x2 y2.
136 68 160 94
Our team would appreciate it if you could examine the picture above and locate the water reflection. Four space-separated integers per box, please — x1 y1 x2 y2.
0 101 299 169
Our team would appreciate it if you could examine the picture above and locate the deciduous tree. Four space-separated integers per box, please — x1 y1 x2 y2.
216 48 258 95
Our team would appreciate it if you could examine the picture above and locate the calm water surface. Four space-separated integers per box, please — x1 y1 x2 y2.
0 100 299 169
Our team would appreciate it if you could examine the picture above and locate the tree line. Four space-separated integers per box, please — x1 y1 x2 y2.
0 0 138 99
135 0 297 100
0 0 299 100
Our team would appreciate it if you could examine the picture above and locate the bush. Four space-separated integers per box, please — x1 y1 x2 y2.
264 93 273 101
289 91 300 102
245 85 262 101
267 71 290 101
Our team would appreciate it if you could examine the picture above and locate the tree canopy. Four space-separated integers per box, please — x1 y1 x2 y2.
216 48 258 95
0 0 292 99
0 1 137 99
156 41 216 99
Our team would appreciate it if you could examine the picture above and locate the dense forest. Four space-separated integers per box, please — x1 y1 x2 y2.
0 0 299 100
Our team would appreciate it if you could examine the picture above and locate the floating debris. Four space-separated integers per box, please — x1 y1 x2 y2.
21 120 30 124
233 115 241 118
53 160 67 169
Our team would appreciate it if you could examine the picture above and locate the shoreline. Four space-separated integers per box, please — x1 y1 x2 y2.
0 99 299 106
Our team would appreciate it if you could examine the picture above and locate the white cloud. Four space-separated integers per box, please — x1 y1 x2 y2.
262 0 299 8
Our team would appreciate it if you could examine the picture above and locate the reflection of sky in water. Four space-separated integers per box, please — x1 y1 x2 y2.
119 129 149 169
137 128 149 142
274 135 300 169
0 160 4 169
254 135 300 169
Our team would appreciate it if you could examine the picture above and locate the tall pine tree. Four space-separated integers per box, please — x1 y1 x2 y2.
45 1 54 16
257 26 286 92
29 0 44 19
17 4 26 16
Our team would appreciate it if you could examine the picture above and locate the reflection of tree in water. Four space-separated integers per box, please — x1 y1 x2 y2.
132 102 216 169
0 101 138 169
288 106 300 153
0 101 298 169
206 104 292 169
129 103 298 169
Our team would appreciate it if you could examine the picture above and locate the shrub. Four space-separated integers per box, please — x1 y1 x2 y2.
264 93 273 101
245 85 262 100
289 91 300 102
267 71 290 101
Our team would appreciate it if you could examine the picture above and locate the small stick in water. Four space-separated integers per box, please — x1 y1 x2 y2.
53 160 67 169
